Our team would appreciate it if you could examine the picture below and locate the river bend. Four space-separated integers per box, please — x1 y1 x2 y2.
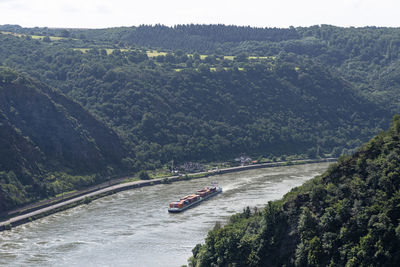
0 162 330 266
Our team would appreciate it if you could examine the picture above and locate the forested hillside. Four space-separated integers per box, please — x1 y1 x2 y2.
0 67 131 212
0 24 301 52
9 24 398 111
3 24 400 112
190 116 400 266
0 24 398 213
0 33 389 169
109 25 400 112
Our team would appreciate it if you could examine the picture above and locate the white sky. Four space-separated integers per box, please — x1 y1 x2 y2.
0 0 399 29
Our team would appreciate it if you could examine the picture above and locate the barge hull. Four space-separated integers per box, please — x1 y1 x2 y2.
168 187 222 213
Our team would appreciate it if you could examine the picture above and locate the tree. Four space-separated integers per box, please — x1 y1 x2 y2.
236 53 248 62
139 170 150 180
60 29 70 38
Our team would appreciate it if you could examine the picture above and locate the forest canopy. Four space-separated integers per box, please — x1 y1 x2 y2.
190 115 400 266
0 24 399 212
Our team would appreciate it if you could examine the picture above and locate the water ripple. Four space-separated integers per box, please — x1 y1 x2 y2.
0 163 330 267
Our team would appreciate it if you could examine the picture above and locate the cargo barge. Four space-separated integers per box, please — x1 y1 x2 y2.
168 185 222 213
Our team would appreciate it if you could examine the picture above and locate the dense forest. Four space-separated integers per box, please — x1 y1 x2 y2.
0 24 399 212
8 24 398 111
0 32 389 167
0 67 132 213
190 116 400 266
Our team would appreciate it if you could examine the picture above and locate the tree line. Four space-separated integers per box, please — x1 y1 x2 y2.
190 116 400 266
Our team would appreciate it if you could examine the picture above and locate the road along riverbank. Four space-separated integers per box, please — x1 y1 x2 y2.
0 158 336 231
0 163 331 266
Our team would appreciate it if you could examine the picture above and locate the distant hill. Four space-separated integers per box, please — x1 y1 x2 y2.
0 32 390 168
92 25 400 112
0 67 131 212
0 24 301 51
3 24 400 111
0 25 397 212
190 116 400 266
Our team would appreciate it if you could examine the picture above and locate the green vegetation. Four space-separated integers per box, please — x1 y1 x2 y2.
55 190 77 198
13 23 398 113
4 223 11 230
190 116 400 266
123 177 139 183
146 50 167 57
0 67 132 213
162 177 171 184
1 23 400 216
83 196 92 204
138 171 150 180
0 31 66 41
0 33 388 169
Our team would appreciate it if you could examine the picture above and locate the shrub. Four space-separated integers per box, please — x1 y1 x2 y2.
139 171 150 180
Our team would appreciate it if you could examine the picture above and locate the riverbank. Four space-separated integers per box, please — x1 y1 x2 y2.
0 158 336 231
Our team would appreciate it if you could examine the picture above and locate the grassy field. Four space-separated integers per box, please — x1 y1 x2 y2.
146 50 168 57
73 48 131 55
1 31 69 41
249 56 276 60
1 30 275 62
70 48 272 64
34 35 65 41
223 56 235 60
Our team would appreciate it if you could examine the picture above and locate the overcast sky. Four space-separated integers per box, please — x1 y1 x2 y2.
0 0 399 29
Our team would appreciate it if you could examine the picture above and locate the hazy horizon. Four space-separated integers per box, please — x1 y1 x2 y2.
1 0 400 29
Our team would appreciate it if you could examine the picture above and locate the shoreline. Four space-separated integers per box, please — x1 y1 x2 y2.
0 158 336 231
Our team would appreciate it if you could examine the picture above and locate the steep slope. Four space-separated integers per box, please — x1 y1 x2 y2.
191 116 400 266
27 24 399 112
0 67 130 212
63 58 388 165
0 32 390 167
0 110 44 212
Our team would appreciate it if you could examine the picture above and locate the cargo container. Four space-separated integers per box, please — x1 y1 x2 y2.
168 185 222 213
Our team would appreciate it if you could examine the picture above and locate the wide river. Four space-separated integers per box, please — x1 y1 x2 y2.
0 162 330 267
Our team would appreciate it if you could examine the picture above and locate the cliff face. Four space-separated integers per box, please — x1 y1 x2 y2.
0 67 129 212
191 117 400 267
0 110 43 176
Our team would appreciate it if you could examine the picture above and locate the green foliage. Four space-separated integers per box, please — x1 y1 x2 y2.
42 36 51 43
1 24 400 217
0 67 131 213
83 196 92 204
0 34 388 170
4 223 12 230
138 171 150 180
191 116 400 266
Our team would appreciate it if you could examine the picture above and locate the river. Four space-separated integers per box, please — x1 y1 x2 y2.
0 162 330 267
